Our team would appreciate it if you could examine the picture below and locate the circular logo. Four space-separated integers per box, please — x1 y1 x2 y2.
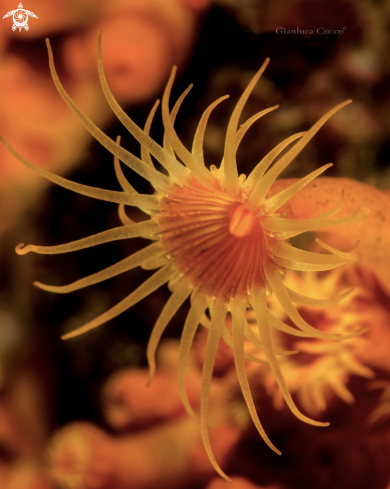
12 8 28 31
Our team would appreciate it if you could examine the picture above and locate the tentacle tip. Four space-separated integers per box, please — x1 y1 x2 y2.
61 327 90 341
45 38 52 53
353 240 361 251
190 412 200 423
221 474 233 483
15 243 28 255
33 281 59 293
268 442 282 456
46 38 54 60
146 370 155 387
359 326 371 335
61 331 78 341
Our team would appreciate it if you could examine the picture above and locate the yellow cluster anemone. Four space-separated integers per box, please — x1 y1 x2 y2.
262 270 375 416
368 381 390 425
0 32 370 481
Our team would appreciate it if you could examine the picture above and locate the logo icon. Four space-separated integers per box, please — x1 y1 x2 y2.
3 3 38 32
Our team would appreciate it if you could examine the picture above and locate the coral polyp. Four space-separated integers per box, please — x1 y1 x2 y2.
0 32 371 480
263 270 375 416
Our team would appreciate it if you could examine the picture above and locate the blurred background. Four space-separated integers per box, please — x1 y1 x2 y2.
1 0 390 488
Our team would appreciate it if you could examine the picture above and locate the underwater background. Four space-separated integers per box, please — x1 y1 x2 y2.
1 1 390 488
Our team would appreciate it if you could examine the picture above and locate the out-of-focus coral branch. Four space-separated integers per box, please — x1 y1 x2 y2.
0 0 211 234
46 420 240 489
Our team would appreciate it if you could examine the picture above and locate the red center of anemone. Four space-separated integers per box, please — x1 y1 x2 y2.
229 204 258 238
158 180 266 300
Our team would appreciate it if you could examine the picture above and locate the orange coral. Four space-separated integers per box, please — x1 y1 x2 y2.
1 462 52 489
47 420 239 489
270 177 390 295
262 269 377 415
0 0 207 235
102 365 200 430
205 475 277 488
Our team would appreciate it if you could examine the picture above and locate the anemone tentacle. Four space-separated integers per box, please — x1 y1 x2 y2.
244 131 306 196
113 136 138 195
286 285 354 307
178 292 209 421
200 300 229 481
0 136 160 209
163 84 193 158
34 241 166 293
97 33 190 186
16 220 159 256
251 279 329 428
47 38 173 192
247 100 352 211
200 315 270 364
147 279 193 384
263 163 333 213
262 207 370 239
62 265 176 340
224 58 270 200
192 95 230 165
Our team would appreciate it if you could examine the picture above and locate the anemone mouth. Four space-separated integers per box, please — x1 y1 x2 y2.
158 178 266 301
229 203 259 238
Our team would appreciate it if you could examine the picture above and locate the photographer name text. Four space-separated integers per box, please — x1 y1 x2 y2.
276 27 347 35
